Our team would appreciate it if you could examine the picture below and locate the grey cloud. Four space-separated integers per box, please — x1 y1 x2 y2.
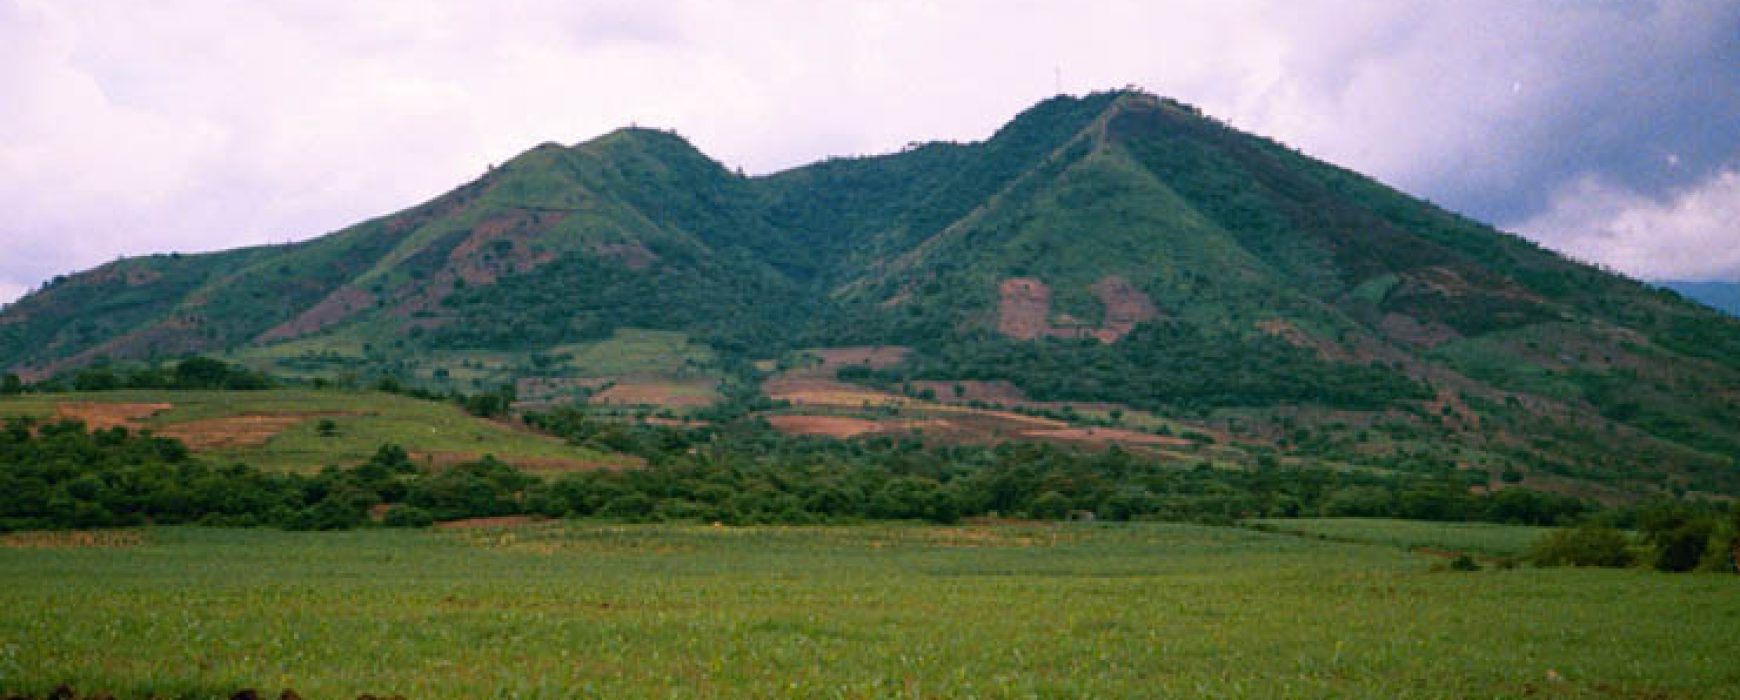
1520 168 1740 281
1 0 1737 308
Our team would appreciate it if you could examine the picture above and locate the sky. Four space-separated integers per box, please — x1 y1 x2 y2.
2 0 1737 305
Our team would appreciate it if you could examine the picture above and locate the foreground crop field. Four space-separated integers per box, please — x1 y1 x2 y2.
2 523 1736 699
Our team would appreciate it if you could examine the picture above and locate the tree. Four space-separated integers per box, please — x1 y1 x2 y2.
173 356 232 389
1529 524 1633 568
0 373 21 395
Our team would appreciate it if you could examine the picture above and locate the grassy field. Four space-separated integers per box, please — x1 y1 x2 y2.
2 522 1736 699
1245 517 1551 558
0 390 630 473
550 329 717 378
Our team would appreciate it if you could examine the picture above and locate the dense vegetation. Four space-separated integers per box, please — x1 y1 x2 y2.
6 89 1740 501
0 412 1558 530
28 356 276 393
849 325 1430 414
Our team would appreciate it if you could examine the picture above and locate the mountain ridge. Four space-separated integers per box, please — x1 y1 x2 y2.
5 89 1740 499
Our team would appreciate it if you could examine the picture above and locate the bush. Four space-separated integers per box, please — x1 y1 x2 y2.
1650 519 1716 573
382 505 435 528
1530 524 1634 568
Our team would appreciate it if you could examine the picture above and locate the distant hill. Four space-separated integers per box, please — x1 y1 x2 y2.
5 89 1740 498
1661 280 1740 317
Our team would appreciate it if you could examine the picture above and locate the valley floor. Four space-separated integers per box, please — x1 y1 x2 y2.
1 521 1736 699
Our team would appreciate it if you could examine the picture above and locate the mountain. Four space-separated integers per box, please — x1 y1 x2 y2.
1661 280 1740 317
5 90 1740 498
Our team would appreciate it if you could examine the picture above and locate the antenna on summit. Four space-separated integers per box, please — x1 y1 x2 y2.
1054 66 1062 95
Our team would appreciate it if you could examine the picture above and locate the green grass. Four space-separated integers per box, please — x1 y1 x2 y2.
550 328 716 378
0 390 626 473
1244 517 1551 557
2 523 1736 699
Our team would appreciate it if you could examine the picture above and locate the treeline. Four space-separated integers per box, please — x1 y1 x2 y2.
8 356 274 393
1529 501 1740 573
0 418 528 531
3 412 1604 533
524 409 1591 526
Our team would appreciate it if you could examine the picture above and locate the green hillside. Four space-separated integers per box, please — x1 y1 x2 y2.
1663 280 1740 317
4 89 1739 499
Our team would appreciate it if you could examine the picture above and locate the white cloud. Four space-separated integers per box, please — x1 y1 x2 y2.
0 0 1736 304
0 281 24 309
1517 170 1740 281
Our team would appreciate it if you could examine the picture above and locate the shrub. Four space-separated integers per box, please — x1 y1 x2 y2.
1530 524 1634 568
1650 519 1716 573
382 505 435 528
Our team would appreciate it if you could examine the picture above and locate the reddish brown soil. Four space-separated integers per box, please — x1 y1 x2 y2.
589 377 718 408
409 450 640 473
808 346 912 370
155 413 352 450
41 316 217 378
765 415 944 438
514 377 614 406
638 416 707 428
909 380 1030 405
0 530 144 549
1255 318 1354 362
258 286 375 342
1406 265 1544 304
997 276 1158 343
1087 276 1160 342
1377 312 1460 349
879 288 913 308
997 277 1053 340
434 515 539 530
52 402 173 431
387 209 569 320
762 377 907 408
1018 427 1191 447
767 415 892 438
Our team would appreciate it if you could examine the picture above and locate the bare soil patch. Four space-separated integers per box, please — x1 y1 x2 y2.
409 450 640 473
1018 427 1191 447
0 530 145 549
997 277 1053 340
156 413 345 450
638 416 707 428
45 316 216 378
258 286 374 342
997 276 1158 343
1087 276 1160 342
909 380 1030 405
435 515 539 530
53 402 173 431
763 377 909 408
1256 319 1353 362
590 377 718 408
1377 312 1460 349
516 377 613 406
808 346 912 370
765 415 943 438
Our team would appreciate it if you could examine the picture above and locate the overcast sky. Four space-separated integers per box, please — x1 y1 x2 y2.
2 0 1737 305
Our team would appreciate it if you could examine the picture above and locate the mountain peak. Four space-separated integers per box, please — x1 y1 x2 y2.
8 93 1740 500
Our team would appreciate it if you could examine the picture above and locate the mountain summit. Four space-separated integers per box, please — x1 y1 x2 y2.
6 90 1739 497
